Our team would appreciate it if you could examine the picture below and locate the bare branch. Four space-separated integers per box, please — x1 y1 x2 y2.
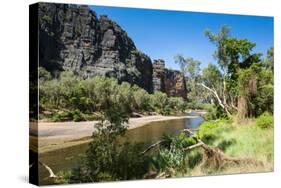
183 142 204 151
140 140 165 155
197 83 232 116
39 161 57 178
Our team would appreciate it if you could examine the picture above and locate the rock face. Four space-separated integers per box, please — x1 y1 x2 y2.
152 60 187 99
152 59 166 92
38 3 153 92
38 3 186 98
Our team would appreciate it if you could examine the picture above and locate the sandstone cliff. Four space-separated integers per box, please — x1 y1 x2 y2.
152 60 187 99
38 3 187 98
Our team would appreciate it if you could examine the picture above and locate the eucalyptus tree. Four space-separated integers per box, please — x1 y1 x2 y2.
202 26 263 119
174 55 203 104
204 25 231 114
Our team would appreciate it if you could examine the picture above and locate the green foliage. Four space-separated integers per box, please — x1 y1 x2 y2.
252 69 273 116
39 72 188 121
204 105 227 121
174 55 201 78
253 84 273 116
86 132 148 181
186 101 204 110
42 15 52 25
52 110 84 122
149 133 197 174
54 171 72 184
196 119 231 144
167 97 187 113
264 47 274 72
156 145 186 173
39 67 52 82
236 63 273 118
72 80 149 182
256 112 273 129
131 86 151 112
196 121 220 143
201 26 271 120
202 64 222 87
204 25 230 69
150 91 169 115
174 55 203 103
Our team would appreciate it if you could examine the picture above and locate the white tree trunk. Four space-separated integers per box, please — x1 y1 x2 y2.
198 83 231 116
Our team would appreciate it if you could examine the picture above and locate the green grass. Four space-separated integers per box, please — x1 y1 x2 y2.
192 118 273 175
221 124 273 162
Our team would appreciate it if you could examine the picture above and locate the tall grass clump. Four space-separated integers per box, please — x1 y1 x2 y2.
256 112 273 129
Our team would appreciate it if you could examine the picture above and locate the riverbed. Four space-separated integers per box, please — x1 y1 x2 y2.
32 114 204 185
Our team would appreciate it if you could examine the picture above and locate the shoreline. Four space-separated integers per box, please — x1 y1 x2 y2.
30 114 203 153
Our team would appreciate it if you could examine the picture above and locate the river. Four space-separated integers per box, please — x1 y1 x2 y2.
36 114 204 185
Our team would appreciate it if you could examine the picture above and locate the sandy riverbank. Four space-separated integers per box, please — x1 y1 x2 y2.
30 114 203 153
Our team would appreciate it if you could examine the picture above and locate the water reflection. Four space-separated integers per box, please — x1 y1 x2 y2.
38 116 204 185
124 117 204 144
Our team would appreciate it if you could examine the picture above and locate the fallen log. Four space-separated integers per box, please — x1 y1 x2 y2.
183 141 204 151
181 128 264 171
140 140 165 155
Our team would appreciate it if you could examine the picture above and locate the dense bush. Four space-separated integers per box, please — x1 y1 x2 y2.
203 105 228 121
147 133 199 175
256 112 273 129
196 121 220 143
186 101 205 110
86 135 148 181
51 110 84 122
39 69 188 121
131 86 152 112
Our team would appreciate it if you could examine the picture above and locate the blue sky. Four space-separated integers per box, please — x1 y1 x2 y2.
90 5 273 70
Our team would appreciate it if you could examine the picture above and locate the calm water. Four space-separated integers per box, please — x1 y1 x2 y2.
37 116 204 185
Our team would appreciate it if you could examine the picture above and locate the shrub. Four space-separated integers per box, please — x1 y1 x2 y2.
54 171 72 184
196 121 221 144
132 86 151 112
149 133 201 174
40 72 189 120
168 97 187 113
186 101 204 110
72 110 84 122
150 92 169 115
177 133 197 148
203 105 227 121
86 133 148 181
256 112 273 129
38 67 52 82
51 110 84 122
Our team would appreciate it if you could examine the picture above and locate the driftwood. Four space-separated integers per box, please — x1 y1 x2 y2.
183 141 204 151
140 140 165 155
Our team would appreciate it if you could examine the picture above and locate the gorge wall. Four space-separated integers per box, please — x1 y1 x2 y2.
38 3 187 98
152 60 187 99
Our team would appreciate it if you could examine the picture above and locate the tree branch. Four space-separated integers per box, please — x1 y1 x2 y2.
183 142 204 151
140 140 165 155
39 161 57 178
198 83 232 116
